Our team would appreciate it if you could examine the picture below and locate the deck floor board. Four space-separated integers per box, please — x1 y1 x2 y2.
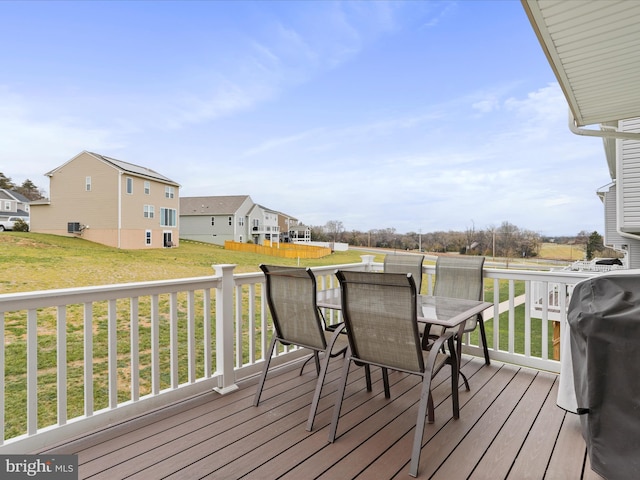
37 354 601 479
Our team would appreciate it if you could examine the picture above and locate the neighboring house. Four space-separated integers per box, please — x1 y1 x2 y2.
275 211 299 243
248 204 280 245
30 151 180 249
0 189 30 218
289 225 311 243
180 195 254 246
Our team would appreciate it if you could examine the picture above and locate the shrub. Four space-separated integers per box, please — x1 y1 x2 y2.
13 219 29 232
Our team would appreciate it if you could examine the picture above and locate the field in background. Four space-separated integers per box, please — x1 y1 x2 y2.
538 242 585 261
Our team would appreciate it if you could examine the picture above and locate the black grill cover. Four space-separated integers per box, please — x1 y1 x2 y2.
568 272 640 480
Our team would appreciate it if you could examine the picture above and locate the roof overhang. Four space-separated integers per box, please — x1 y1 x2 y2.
522 0 640 128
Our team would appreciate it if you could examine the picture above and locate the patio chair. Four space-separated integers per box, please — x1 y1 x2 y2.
384 252 425 293
427 255 488 376
328 270 458 478
254 264 349 432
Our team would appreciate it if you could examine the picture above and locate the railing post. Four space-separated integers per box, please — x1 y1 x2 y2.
361 255 375 271
213 264 240 395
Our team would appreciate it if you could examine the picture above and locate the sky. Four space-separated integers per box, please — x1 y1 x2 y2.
0 0 612 236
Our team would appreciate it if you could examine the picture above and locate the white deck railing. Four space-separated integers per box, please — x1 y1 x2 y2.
0 256 595 453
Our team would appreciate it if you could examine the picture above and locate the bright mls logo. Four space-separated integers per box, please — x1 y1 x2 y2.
0 455 77 479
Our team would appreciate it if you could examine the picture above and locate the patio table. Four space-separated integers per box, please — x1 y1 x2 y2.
317 288 492 385
318 288 490 331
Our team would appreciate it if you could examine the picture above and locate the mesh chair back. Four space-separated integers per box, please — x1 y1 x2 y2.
336 270 423 373
261 264 327 350
434 256 484 300
434 256 485 331
383 253 424 293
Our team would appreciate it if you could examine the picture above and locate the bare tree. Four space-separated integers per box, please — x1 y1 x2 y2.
324 220 345 243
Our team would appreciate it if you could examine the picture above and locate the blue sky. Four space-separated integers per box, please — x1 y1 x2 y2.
0 1 611 236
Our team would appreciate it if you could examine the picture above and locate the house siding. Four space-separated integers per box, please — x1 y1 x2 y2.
31 151 179 249
619 118 640 234
179 196 253 246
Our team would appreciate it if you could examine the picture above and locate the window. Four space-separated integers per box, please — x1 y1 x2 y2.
144 181 150 195
126 177 133 194
144 205 155 218
4 201 10 210
238 217 244 226
211 217 215 226
228 216 232 226
160 208 177 226
145 230 152 245
165 186 174 199
86 176 91 191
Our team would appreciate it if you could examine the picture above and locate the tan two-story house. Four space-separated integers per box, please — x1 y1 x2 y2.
31 151 180 249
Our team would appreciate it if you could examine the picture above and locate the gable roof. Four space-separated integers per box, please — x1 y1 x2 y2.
0 189 30 203
46 151 180 187
180 195 252 215
523 0 640 127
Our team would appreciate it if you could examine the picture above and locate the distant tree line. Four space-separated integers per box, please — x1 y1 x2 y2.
0 172 46 201
311 220 615 261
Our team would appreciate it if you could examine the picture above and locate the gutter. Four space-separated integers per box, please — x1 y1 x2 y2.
569 111 640 141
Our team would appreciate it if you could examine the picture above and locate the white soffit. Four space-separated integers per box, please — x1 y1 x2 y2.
523 0 640 126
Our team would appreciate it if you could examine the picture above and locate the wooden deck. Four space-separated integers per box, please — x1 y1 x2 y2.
39 355 604 479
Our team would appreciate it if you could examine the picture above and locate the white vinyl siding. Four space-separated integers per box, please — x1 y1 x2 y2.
619 118 640 232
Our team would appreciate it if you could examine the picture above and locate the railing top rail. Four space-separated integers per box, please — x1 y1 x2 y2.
0 275 222 311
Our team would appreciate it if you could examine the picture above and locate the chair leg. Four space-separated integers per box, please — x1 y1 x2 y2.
253 335 279 406
448 336 459 419
478 316 490 365
382 368 390 398
307 327 346 432
299 352 319 376
328 354 353 443
365 365 372 392
455 333 470 392
409 370 433 478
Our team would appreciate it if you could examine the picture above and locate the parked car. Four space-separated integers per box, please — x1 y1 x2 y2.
0 216 30 231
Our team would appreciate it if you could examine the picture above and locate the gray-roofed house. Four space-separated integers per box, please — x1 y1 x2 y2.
179 195 255 246
0 189 31 218
30 151 181 249
248 203 280 246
